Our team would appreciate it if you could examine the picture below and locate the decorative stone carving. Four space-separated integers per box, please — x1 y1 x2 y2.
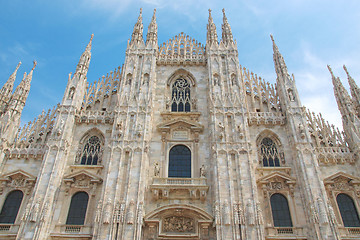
0 170 36 195
223 200 231 225
298 123 306 139
316 197 328 225
162 216 195 233
246 200 255 226
103 198 112 224
22 197 33 221
137 202 143 225
214 201 221 225
31 200 41 222
255 202 263 225
127 200 135 224
63 171 102 196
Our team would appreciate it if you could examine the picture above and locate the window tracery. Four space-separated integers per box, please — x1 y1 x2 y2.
171 78 191 112
260 137 281 167
78 136 103 165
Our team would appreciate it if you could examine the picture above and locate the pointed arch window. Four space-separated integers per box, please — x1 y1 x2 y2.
171 78 191 112
0 190 23 224
66 192 89 225
168 145 191 178
260 137 281 167
270 193 293 227
80 136 102 165
337 193 360 227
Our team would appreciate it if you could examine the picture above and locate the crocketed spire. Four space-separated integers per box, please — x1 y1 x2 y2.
75 34 93 76
146 9 158 47
207 9 218 45
130 8 144 46
0 62 21 111
344 65 360 110
221 9 233 45
328 65 354 118
271 34 289 79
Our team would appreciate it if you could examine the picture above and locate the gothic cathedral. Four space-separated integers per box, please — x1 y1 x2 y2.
0 9 360 240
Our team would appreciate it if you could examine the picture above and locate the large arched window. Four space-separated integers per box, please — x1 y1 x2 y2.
171 78 191 112
66 192 89 225
260 137 280 167
0 190 23 224
80 136 101 165
168 145 191 178
337 194 360 227
270 193 293 227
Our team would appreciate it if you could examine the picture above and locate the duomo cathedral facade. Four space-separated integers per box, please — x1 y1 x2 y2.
0 8 359 240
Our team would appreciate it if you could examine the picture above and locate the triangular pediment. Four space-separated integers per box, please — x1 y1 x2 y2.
0 170 36 182
324 172 360 185
63 170 102 184
257 171 296 185
157 119 203 132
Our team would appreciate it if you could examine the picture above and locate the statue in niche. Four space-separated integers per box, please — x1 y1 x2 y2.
218 122 225 131
288 89 295 101
200 164 206 177
154 162 160 177
213 75 220 86
231 74 237 86
298 123 306 139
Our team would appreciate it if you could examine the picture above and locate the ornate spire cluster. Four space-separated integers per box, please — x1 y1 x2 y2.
207 9 218 45
328 65 354 118
130 8 144 47
221 9 234 45
146 9 158 47
0 62 21 113
75 34 93 77
328 65 360 153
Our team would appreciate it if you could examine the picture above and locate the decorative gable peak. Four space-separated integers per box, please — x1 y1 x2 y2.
158 32 205 65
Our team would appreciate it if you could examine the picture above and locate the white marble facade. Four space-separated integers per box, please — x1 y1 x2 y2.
0 8 359 240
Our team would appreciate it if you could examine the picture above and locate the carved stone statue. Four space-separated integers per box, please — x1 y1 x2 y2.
95 200 102 223
154 162 160 177
214 201 221 225
31 200 40 222
200 164 206 177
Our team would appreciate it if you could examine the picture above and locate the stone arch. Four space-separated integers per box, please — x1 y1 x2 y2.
167 68 196 86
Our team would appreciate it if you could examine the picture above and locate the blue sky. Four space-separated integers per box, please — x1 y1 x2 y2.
1 0 360 129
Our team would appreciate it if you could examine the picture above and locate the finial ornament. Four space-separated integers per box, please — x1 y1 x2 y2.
32 60 37 70
270 34 274 42
327 65 335 78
